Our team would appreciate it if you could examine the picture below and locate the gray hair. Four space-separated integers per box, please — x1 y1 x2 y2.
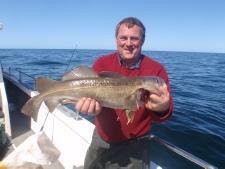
115 17 146 42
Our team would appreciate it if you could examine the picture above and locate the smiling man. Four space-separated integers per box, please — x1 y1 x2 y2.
76 17 173 169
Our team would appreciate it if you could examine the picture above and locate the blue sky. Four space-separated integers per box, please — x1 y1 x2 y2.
0 0 225 53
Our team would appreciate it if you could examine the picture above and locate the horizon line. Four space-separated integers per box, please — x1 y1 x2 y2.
0 48 224 54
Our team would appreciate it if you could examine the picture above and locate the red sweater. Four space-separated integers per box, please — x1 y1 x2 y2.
93 52 173 143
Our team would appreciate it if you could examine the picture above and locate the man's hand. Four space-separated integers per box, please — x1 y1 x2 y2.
75 97 102 116
145 83 170 113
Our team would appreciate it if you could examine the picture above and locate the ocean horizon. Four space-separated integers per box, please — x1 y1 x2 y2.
1 48 225 55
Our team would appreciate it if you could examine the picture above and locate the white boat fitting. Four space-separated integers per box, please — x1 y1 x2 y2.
0 65 218 169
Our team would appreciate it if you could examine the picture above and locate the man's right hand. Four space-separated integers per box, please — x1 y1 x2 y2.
75 97 102 116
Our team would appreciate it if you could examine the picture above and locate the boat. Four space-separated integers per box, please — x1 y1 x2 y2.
0 64 218 169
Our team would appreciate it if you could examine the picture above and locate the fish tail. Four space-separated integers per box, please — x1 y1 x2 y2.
21 95 42 121
125 110 135 124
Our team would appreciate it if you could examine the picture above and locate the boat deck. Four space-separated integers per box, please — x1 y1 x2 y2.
2 106 65 169
5 131 64 169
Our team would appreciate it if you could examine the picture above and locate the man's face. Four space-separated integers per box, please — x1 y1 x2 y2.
116 24 144 64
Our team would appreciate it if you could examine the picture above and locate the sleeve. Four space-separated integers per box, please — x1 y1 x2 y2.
149 65 174 123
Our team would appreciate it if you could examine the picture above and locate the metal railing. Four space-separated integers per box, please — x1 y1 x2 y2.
149 135 218 169
2 65 36 90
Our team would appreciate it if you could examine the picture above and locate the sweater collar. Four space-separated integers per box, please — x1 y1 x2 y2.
117 52 143 69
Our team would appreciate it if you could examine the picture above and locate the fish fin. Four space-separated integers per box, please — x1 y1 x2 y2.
125 89 144 110
124 89 145 124
98 71 125 78
21 95 42 121
36 77 58 93
135 88 145 108
62 65 98 81
124 94 138 110
45 99 60 112
125 110 135 124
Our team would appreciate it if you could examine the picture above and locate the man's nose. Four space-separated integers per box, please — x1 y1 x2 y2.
125 38 132 46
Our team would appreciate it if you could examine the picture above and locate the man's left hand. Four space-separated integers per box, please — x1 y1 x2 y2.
145 83 170 113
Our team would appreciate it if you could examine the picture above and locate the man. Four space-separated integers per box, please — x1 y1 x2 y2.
76 17 173 169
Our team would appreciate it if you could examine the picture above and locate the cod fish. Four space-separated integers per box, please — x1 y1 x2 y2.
21 66 165 123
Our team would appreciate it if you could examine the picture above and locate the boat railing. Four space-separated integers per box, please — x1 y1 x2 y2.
149 135 218 169
1 65 36 90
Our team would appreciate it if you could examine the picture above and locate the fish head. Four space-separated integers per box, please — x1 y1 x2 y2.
139 76 165 95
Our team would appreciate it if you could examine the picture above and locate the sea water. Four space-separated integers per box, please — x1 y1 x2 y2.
0 49 225 168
